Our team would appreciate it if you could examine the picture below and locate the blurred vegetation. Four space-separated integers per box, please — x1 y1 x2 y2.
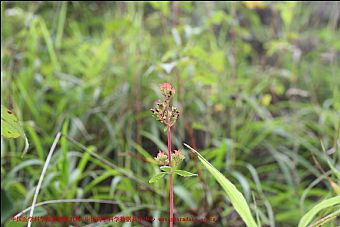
1 2 340 226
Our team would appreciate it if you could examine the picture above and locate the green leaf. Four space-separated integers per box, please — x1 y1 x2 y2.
184 144 258 227
1 105 29 156
298 196 340 227
84 170 118 192
149 172 167 183
174 170 197 177
160 166 172 173
309 210 340 227
1 105 22 138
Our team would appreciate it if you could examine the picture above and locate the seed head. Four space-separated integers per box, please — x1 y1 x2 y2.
150 100 167 125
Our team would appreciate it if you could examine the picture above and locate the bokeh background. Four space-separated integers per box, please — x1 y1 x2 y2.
1 2 340 226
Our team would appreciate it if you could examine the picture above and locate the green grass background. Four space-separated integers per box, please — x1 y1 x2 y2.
1 2 340 226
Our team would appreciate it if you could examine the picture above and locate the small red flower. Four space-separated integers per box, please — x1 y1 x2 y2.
160 82 176 97
160 82 172 90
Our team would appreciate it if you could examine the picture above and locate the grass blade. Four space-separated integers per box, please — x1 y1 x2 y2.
184 143 258 227
298 196 340 227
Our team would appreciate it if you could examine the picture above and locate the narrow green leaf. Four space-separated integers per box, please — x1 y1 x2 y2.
55 1 67 49
174 170 197 177
298 196 340 227
61 119 69 186
84 170 118 192
149 172 167 183
26 125 44 160
309 209 340 227
184 143 258 227
160 166 172 173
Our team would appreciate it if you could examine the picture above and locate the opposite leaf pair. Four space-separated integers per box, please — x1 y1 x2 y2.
149 166 197 183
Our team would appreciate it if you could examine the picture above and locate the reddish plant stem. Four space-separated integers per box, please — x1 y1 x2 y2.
166 97 173 227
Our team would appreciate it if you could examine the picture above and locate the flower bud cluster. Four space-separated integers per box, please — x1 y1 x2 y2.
171 150 185 167
154 150 185 167
154 151 169 166
150 83 179 127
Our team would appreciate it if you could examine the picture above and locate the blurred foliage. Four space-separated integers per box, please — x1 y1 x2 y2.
1 2 340 226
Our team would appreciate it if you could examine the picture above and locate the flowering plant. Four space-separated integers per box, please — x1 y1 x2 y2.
149 83 197 227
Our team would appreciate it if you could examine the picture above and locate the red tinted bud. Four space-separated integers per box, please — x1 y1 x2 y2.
160 83 176 97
